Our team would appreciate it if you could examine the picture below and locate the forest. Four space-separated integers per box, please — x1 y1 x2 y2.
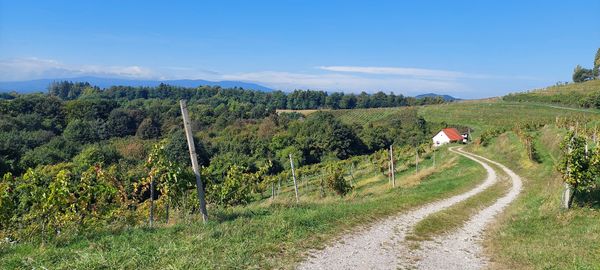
0 81 445 241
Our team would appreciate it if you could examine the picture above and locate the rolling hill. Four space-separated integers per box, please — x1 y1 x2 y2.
415 93 460 101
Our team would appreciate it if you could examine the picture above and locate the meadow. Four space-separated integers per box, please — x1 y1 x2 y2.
0 147 485 269
3 97 600 269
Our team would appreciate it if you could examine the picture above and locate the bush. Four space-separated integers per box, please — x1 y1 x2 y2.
63 119 100 143
326 165 352 196
136 118 161 139
73 144 121 169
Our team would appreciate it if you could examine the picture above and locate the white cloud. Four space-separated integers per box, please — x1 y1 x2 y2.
3 58 543 96
317 65 496 80
222 71 464 94
0 57 157 81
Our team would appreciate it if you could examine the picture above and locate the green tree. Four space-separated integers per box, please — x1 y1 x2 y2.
73 144 121 170
572 65 593 83
136 117 161 139
292 112 365 163
63 119 100 143
594 48 600 78
106 109 137 137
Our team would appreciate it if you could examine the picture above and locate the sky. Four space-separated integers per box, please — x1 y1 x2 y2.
0 0 598 98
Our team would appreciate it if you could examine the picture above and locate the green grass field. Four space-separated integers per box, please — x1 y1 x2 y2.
4 100 600 269
419 100 599 134
503 80 600 108
470 128 600 269
0 147 485 269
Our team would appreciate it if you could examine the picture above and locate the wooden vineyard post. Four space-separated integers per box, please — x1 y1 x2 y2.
149 175 155 227
468 128 471 142
350 162 355 186
271 182 275 200
415 148 419 174
277 177 281 196
562 134 574 209
180 100 209 223
388 151 392 186
289 154 300 203
390 145 395 187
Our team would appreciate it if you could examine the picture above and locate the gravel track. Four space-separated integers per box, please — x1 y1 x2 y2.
297 147 522 270
411 149 523 270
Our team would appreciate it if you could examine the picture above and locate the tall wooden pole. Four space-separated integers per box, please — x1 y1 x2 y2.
180 100 209 222
388 150 392 185
415 148 419 174
350 163 355 186
277 177 281 195
149 175 155 226
390 145 395 187
289 154 300 203
271 182 275 200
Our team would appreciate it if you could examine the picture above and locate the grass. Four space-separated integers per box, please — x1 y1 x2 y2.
275 109 327 115
328 106 416 126
418 101 600 269
470 127 600 270
0 149 486 269
503 80 600 108
420 100 595 132
5 100 600 269
513 80 600 96
408 175 509 243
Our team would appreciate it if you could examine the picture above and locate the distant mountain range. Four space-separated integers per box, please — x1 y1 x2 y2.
0 77 460 101
0 76 274 93
415 93 460 101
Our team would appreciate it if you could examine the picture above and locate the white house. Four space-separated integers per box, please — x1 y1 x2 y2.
432 128 466 147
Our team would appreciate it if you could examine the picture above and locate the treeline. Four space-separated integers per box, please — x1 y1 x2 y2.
572 48 600 82
48 81 447 109
0 83 437 241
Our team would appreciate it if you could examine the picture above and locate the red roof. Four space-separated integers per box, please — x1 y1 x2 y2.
442 128 463 141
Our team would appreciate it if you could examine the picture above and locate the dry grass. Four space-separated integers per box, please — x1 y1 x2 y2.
275 109 327 115
399 157 458 188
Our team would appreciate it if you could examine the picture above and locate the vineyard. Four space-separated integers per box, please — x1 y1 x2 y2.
3 92 600 269
1 145 487 269
503 80 600 108
329 107 416 126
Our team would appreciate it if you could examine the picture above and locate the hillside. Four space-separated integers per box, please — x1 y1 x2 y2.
503 80 600 108
415 93 460 101
2 85 600 269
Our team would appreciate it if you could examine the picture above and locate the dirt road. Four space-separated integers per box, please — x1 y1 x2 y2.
296 147 522 270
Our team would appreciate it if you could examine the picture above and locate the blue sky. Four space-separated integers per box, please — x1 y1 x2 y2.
0 1 598 98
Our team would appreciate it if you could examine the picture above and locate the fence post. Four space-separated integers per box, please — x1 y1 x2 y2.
277 177 281 195
289 154 300 203
180 100 209 223
271 182 275 200
149 175 155 227
388 151 392 186
415 148 419 174
390 145 395 187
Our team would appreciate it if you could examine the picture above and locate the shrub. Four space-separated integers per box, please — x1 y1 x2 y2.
326 165 353 196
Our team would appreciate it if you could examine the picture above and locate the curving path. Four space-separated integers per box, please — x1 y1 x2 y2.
296 147 522 270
